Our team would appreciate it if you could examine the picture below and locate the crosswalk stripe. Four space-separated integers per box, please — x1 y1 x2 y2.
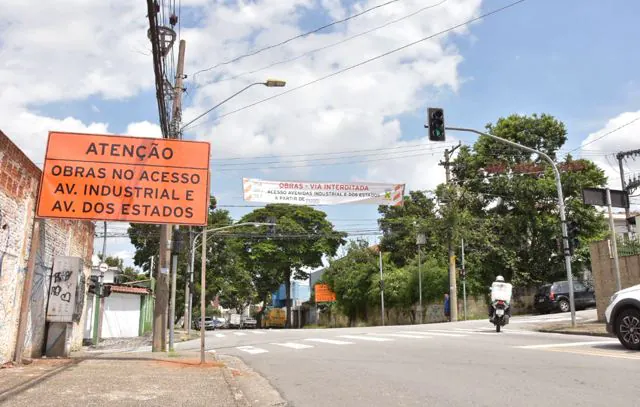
236 346 269 354
252 331 266 335
338 335 394 342
215 333 225 338
400 331 466 338
516 340 618 349
304 338 353 345
233 332 248 336
380 333 430 339
272 342 314 350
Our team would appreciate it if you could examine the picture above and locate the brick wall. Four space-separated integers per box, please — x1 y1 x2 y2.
0 131 94 364
590 239 640 322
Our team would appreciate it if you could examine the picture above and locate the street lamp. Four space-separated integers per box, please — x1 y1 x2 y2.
180 79 287 131
192 222 276 364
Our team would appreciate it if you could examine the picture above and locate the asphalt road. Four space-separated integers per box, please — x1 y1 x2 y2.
173 310 637 407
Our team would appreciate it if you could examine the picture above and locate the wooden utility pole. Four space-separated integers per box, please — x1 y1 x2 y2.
439 143 461 322
153 39 186 353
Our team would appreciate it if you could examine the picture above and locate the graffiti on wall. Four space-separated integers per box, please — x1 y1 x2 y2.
46 256 82 323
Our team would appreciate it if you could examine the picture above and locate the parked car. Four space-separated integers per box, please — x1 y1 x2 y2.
605 284 640 350
242 316 257 329
534 280 596 314
228 313 242 329
213 317 227 329
194 317 216 330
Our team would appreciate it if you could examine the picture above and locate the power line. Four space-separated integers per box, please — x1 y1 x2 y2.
187 0 527 129
214 144 450 167
211 141 457 162
215 146 452 171
568 116 640 154
190 0 403 81
199 0 449 87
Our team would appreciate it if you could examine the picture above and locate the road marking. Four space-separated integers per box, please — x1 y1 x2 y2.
233 332 248 336
236 346 268 354
252 331 266 335
543 347 640 360
215 333 225 338
338 335 394 342
516 340 618 349
453 328 537 335
400 331 466 338
304 338 354 345
272 342 314 350
379 333 430 339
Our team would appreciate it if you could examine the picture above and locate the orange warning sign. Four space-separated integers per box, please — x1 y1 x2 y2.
315 284 336 303
36 131 211 225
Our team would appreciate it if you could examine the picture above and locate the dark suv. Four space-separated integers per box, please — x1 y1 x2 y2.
534 280 596 314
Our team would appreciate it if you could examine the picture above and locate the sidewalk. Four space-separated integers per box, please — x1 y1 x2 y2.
535 321 614 337
0 350 248 407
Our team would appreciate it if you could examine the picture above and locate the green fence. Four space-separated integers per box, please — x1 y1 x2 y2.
617 238 640 257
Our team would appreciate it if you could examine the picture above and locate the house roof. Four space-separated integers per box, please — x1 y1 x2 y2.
108 285 150 295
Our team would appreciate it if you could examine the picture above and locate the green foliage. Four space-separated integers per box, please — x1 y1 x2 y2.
239 204 346 327
323 241 379 325
378 191 442 266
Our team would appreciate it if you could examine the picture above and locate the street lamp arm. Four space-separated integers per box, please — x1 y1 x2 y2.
181 83 264 131
444 126 576 328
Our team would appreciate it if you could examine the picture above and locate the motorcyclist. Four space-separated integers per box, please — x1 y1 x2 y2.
488 275 513 320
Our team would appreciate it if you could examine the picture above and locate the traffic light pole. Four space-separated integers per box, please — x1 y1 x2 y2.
444 126 577 327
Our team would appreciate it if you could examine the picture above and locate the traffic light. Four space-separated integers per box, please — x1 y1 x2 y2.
88 276 98 295
567 221 580 255
102 285 112 298
427 108 446 142
172 229 186 254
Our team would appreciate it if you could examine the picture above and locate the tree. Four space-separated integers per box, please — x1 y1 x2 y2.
449 113 608 287
323 241 379 325
378 191 441 267
239 204 346 328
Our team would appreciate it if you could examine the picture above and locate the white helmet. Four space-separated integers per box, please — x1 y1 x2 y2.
496 275 505 282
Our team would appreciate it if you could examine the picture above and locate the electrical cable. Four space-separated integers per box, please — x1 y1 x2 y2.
199 0 449 87
191 0 404 81
185 0 527 130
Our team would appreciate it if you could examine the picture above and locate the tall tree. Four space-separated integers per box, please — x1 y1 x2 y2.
239 204 346 328
450 113 608 286
378 190 441 267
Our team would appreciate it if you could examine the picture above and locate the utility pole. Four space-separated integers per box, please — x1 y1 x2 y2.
439 143 461 322
185 227 192 335
416 234 425 324
152 36 186 352
379 249 385 326
461 238 467 321
94 221 108 345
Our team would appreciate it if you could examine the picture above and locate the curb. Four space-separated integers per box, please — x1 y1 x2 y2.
216 354 251 407
537 329 614 338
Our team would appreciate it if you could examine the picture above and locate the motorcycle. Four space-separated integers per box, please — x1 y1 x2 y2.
490 300 510 332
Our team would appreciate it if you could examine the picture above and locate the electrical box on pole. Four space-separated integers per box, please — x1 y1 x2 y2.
427 108 446 142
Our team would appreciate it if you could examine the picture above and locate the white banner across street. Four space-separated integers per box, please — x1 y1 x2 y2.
242 178 405 206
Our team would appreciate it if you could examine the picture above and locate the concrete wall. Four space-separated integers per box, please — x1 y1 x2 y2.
0 131 94 363
590 239 640 322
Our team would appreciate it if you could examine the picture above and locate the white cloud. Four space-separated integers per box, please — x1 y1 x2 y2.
0 1 152 106
579 110 640 190
125 121 162 138
180 0 481 186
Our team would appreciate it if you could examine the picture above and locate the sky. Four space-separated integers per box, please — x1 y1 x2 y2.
1 0 639 270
